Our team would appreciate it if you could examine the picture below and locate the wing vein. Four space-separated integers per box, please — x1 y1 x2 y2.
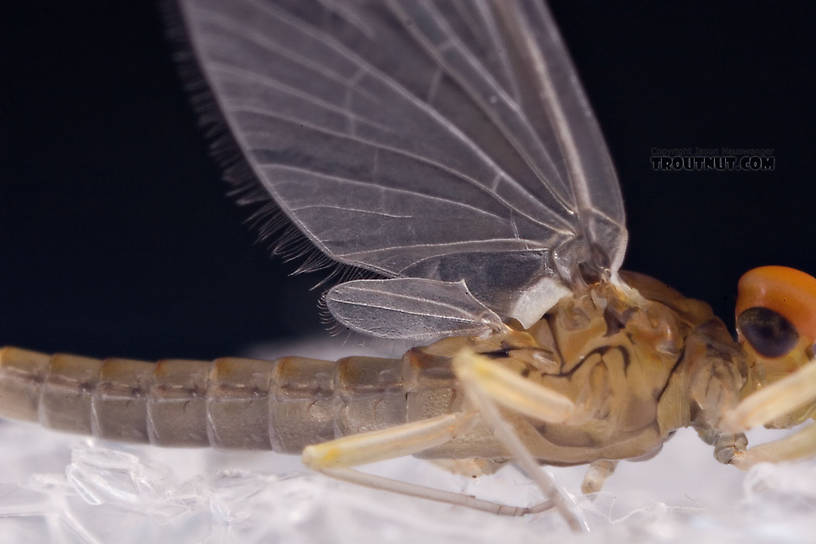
388 1 576 215
209 63 391 132
233 114 574 233
260 163 523 225
194 6 381 103
291 204 413 220
235 0 570 226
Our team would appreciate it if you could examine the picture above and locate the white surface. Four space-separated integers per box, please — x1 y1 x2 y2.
0 338 813 543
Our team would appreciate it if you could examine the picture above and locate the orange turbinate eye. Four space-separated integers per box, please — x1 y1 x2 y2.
736 266 816 358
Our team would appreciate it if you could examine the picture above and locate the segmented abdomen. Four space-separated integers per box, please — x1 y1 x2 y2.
0 347 451 453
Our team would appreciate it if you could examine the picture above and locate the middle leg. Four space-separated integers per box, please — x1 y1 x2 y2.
452 348 587 532
581 460 618 495
302 411 555 516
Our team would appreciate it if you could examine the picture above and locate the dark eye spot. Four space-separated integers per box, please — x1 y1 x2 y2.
737 307 799 358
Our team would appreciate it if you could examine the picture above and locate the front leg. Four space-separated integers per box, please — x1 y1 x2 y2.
731 423 816 470
721 358 816 433
716 358 816 468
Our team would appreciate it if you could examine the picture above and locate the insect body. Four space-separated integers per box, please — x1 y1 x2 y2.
3 267 815 530
2 0 815 532
0 272 722 456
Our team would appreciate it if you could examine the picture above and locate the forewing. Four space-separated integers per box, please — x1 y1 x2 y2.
178 0 627 333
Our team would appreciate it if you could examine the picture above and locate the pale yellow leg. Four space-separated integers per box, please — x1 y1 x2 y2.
301 411 552 516
321 467 548 516
431 458 507 477
731 423 816 470
581 460 618 495
452 349 587 533
302 412 476 469
722 358 816 433
452 349 574 423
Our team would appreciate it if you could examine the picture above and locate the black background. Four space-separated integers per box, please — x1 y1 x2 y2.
4 2 815 360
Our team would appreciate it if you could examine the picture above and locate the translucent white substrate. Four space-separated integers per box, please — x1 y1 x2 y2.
0 339 814 543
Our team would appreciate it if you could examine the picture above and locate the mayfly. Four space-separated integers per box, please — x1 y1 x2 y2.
1 0 815 532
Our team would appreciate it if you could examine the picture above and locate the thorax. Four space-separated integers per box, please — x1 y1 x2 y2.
410 272 748 464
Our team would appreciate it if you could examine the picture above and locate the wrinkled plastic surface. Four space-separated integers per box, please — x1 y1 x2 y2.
0 338 813 543
1 420 814 543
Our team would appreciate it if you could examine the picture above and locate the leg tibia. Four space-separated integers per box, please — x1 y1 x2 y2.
732 423 816 469
302 412 475 469
722 359 816 433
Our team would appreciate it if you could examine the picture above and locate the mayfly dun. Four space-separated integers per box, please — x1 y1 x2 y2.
2 1 815 533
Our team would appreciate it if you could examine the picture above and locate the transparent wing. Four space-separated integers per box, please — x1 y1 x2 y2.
178 0 627 332
325 278 504 341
